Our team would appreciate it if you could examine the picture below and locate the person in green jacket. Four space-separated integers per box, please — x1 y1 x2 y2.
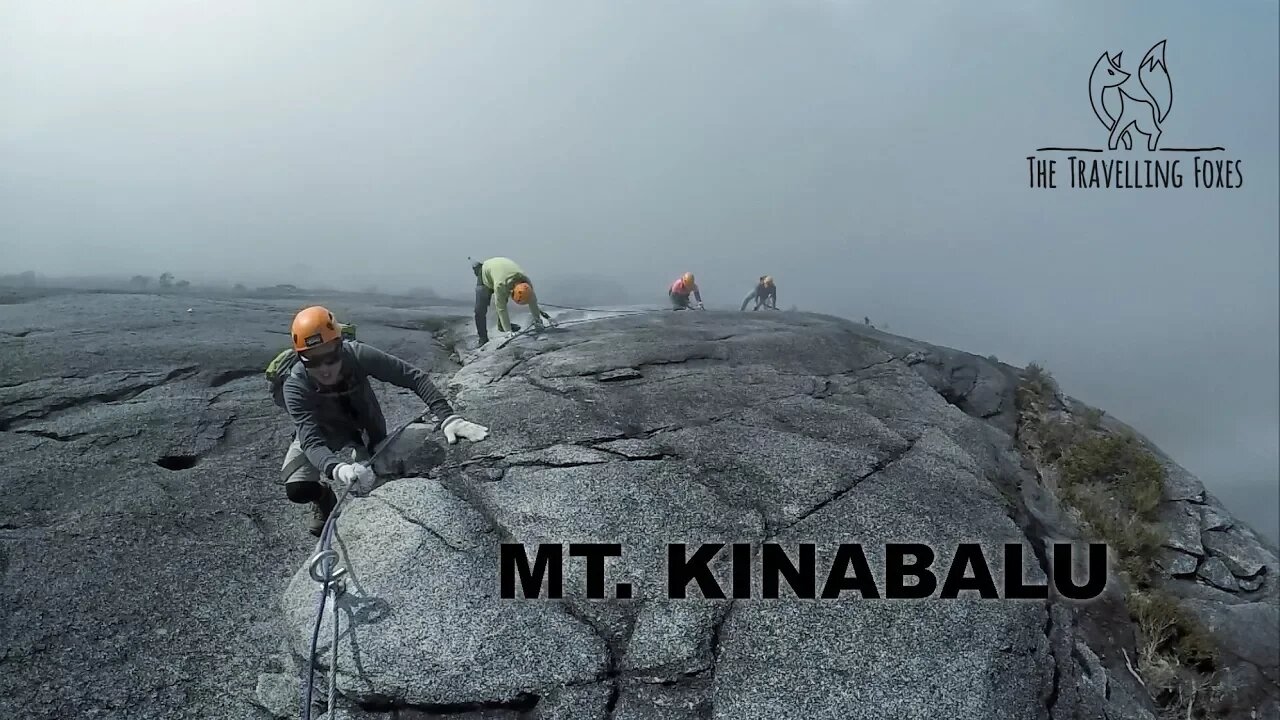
472 257 546 344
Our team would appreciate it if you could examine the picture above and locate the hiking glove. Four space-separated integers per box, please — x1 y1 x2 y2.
441 415 489 444
333 462 376 493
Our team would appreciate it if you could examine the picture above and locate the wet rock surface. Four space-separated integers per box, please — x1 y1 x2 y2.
0 290 468 720
5 289 1278 720
284 309 1156 720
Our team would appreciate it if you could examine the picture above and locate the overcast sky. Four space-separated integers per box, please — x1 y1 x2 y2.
2 0 1276 541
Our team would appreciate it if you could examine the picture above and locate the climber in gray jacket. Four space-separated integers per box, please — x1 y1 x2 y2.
741 276 778 311
280 305 490 535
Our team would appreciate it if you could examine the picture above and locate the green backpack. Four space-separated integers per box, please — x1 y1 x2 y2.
267 322 357 409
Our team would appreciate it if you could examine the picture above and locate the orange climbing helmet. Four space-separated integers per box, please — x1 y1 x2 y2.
291 306 342 352
512 281 533 305
681 272 695 286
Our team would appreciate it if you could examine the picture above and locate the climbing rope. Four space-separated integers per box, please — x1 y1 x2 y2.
494 305 663 350
327 593 339 713
495 314 651 349
300 478 351 720
298 413 430 720
538 302 658 314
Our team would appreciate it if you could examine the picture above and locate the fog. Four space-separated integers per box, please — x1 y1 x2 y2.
2 0 1276 541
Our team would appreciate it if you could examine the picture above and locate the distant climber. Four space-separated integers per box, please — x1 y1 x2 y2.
740 276 777 311
669 272 704 311
472 257 546 344
279 306 490 535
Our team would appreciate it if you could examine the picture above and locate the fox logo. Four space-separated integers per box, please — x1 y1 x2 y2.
1088 40 1173 151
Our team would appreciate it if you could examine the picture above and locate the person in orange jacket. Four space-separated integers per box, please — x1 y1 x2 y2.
669 272 704 311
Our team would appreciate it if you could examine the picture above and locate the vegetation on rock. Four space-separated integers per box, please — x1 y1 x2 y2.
1016 362 1223 718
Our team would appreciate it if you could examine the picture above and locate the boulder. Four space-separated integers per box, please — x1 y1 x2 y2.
1159 502 1205 557
1202 527 1277 579
1197 557 1240 592
1180 599 1280 684
1154 548 1199 577
281 311 1157 719
4 292 1276 720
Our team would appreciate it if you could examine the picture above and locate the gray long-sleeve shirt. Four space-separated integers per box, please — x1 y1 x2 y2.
282 340 455 480
741 283 777 310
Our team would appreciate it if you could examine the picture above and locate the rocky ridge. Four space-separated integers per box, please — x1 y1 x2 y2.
0 290 1274 720
279 309 1279 720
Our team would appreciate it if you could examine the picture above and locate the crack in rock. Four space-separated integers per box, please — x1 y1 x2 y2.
980 406 1005 419
1043 604 1063 720
705 599 736 697
205 387 240 405
1198 505 1234 532
853 356 904 376
0 365 200 430
947 364 980 398
591 439 673 461
649 666 714 686
597 368 644 382
1069 641 1110 715
1197 557 1240 591
356 691 541 716
550 354 722 383
521 375 576 400
769 438 917 538
1155 548 1200 577
1201 528 1272 579
208 368 260 388
509 458 618 471
436 472 625 718
491 354 538 384
998 412 1074 720
12 428 90 442
565 426 675 446
558 602 622 720
443 430 679 475
628 354 722 371
1236 573 1266 593
373 496 470 552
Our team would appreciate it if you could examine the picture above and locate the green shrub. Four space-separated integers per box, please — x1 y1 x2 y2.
1038 419 1086 462
1019 361 1057 407
1130 590 1219 670
1060 434 1165 520
1017 375 1221 713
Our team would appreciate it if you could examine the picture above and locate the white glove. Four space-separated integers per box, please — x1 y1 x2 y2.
334 462 376 494
441 414 490 444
